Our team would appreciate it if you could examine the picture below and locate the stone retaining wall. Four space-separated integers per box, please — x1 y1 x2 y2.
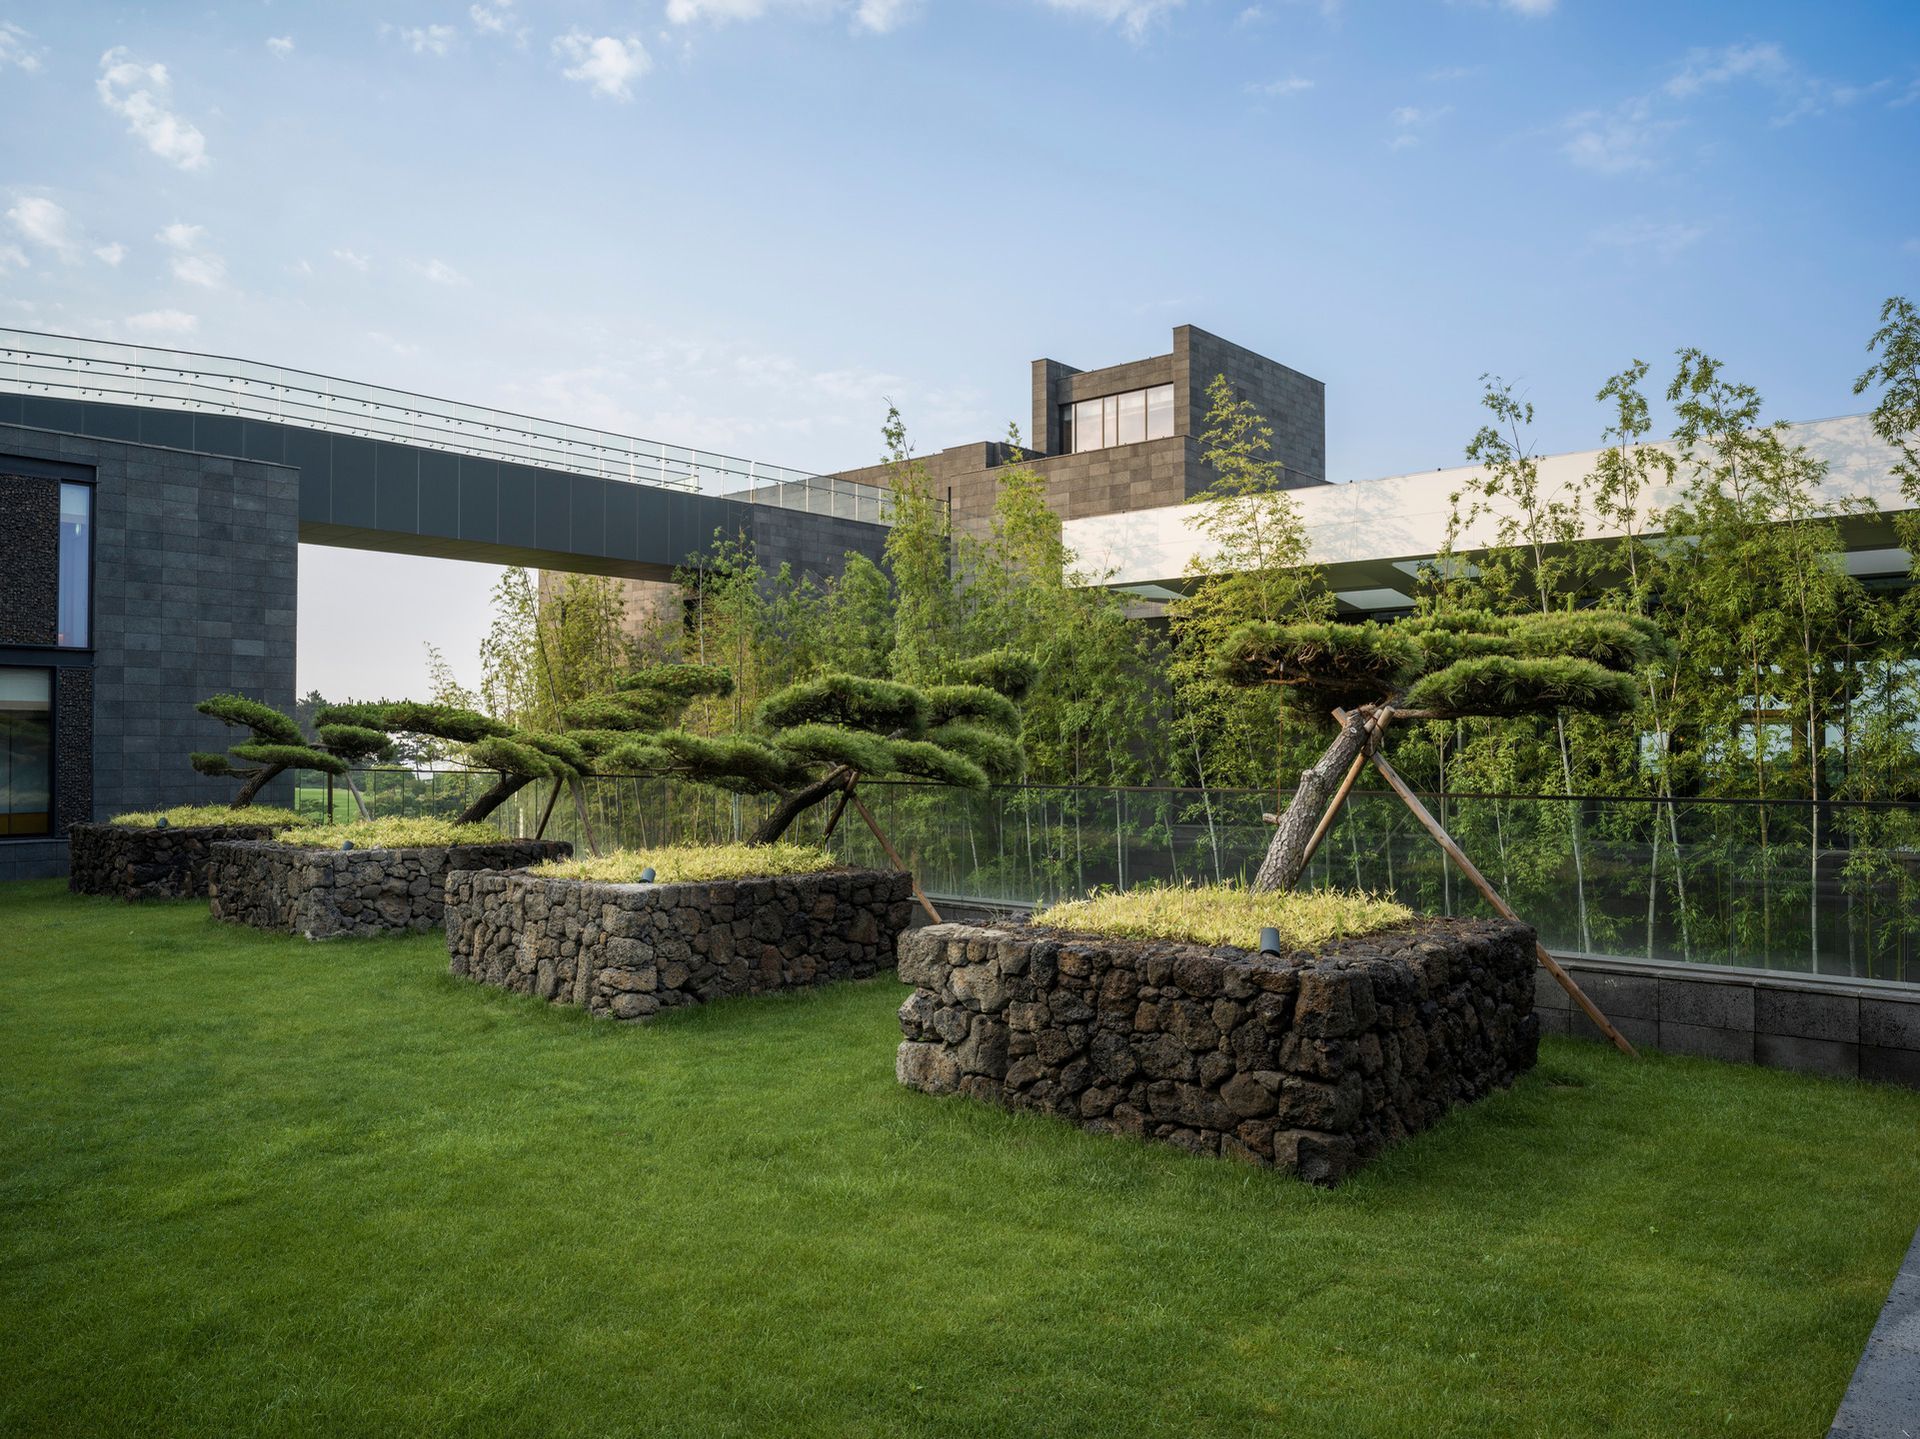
209 839 570 939
895 917 1538 1185
446 867 915 1020
68 821 283 900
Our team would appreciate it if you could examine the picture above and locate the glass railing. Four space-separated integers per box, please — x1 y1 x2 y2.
306 771 1920 985
0 328 890 524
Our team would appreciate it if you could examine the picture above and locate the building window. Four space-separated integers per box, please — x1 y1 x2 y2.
58 482 91 649
1064 383 1175 454
0 668 52 837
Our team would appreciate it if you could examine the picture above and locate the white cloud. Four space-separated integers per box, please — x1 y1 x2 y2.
331 248 371 271
0 244 28 272
853 0 913 31
1665 41 1788 99
125 309 198 336
367 331 421 358
266 36 294 58
412 258 468 285
1388 103 1451 149
94 242 127 266
8 196 77 256
157 222 226 288
553 31 650 100
1562 96 1671 173
0 20 45 73
469 1 529 41
399 25 456 57
1036 0 1184 40
1592 218 1708 259
1499 0 1555 14
1249 75 1313 97
97 48 209 171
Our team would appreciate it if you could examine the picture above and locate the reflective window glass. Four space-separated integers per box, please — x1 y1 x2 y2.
1102 394 1118 447
1074 399 1102 454
1058 403 1074 454
1146 384 1174 440
0 669 52 837
58 483 90 649
1117 390 1147 445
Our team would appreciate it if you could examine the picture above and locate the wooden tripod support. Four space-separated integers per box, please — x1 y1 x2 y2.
533 779 564 841
846 789 943 925
566 774 602 859
1323 708 1638 1059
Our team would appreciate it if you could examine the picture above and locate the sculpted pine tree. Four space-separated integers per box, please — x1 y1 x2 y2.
1218 610 1667 892
191 694 349 808
747 650 1038 843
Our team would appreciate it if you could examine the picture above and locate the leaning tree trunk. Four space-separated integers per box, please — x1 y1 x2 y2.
230 762 291 809
753 767 853 845
456 771 535 825
1250 708 1379 893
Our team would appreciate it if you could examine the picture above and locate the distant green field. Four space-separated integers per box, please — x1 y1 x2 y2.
3 878 1916 1438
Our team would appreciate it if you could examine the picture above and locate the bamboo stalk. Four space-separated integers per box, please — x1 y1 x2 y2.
1336 709 1639 1059
849 790 941 924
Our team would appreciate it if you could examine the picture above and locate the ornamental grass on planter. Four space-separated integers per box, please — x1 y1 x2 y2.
896 887 1539 1186
68 806 315 902
447 846 913 1022
208 819 571 941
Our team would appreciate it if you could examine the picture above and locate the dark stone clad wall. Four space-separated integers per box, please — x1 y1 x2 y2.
0 472 59 644
0 425 302 884
896 918 1538 1185
69 820 283 900
209 840 570 939
53 667 92 832
447 867 915 1020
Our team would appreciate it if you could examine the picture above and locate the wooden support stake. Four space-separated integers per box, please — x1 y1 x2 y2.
820 770 859 842
848 789 942 925
1353 732 1638 1058
533 779 563 841
567 774 602 859
340 770 372 822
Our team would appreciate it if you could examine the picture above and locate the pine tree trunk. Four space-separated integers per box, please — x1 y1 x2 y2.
1251 708 1376 893
753 768 851 844
457 771 535 825
232 762 290 808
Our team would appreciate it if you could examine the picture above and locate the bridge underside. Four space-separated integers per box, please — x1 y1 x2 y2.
0 392 889 583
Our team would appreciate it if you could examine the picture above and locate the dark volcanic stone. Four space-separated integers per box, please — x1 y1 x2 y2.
445 867 914 1021
69 822 284 901
208 839 570 939
894 916 1539 1187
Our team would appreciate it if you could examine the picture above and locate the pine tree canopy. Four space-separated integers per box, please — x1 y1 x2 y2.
757 674 927 734
949 649 1040 703
1215 609 1667 720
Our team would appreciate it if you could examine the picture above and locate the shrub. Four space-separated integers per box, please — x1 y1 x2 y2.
111 804 312 830
529 843 836 885
1034 883 1412 950
271 818 505 849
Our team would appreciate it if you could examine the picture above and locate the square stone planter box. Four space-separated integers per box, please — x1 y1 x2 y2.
895 916 1539 1186
68 820 289 901
446 866 915 1020
209 838 572 940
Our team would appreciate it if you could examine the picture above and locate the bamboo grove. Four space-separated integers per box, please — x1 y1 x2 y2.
387 296 1920 977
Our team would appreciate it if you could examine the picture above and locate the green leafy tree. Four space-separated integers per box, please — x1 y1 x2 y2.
1166 375 1331 797
881 404 963 685
1853 295 1920 563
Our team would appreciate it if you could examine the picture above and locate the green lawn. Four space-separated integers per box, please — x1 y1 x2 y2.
2 879 1915 1438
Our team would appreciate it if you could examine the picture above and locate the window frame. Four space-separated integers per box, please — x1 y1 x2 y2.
56 480 95 652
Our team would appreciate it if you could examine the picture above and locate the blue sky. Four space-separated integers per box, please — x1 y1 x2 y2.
2 0 1916 697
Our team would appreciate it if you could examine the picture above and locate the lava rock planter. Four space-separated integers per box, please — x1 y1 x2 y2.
68 820 288 901
209 838 571 940
445 867 915 1020
895 917 1539 1186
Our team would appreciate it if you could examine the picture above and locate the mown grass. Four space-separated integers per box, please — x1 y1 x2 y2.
1 877 1915 1439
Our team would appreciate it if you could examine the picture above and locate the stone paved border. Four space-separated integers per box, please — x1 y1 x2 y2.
1829 1222 1920 1437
